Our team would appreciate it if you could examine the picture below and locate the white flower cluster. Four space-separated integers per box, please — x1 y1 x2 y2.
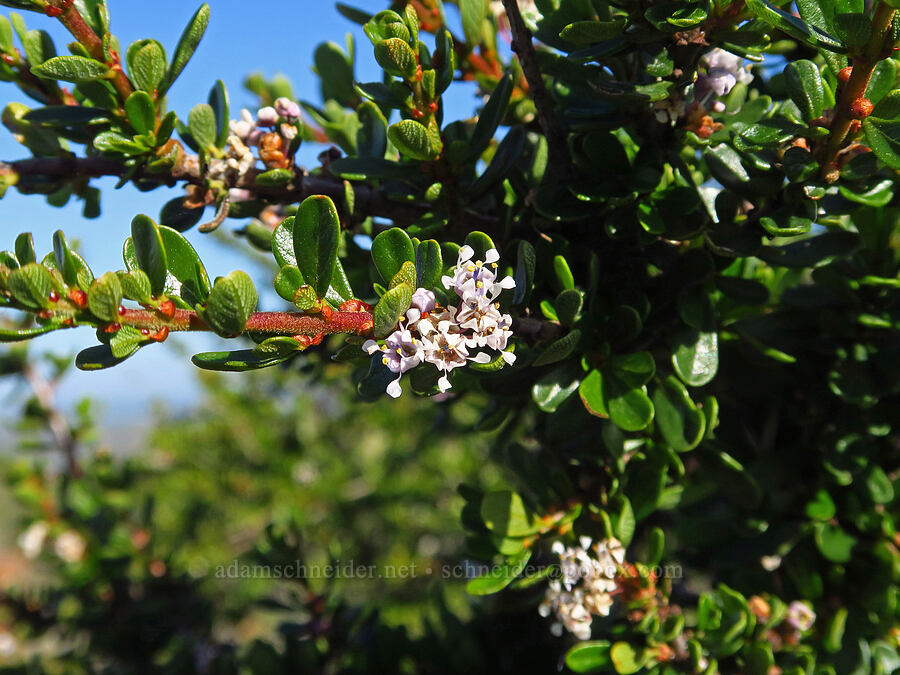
362 246 516 398
538 536 625 640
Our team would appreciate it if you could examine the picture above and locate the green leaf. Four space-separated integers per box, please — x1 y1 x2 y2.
130 214 168 295
389 260 417 290
610 352 655 388
579 369 607 417
565 642 612 673
8 263 52 309
610 642 646 674
208 79 229 149
466 549 532 596
480 491 540 537
814 523 857 563
672 328 719 387
159 197 204 232
784 59 824 122
51 230 83 289
560 19 627 44
373 37 418 79
274 265 304 303
200 270 257 337
460 0 488 46
533 329 581 367
745 0 844 52
863 91 900 169
469 125 525 200
532 367 580 413
653 376 706 451
191 348 293 372
93 131 147 155
158 226 212 305
373 281 412 338
117 270 152 304
124 90 156 136
109 325 146 359
512 240 536 308
604 371 655 432
372 227 415 284
293 284 319 311
126 38 167 93
388 119 437 160
556 289 583 326
32 55 108 83
188 102 216 151
272 216 296 267
805 489 836 520
356 100 387 158
161 3 209 95
314 40 357 107
865 466 894 504
75 344 133 371
293 195 341 298
414 239 442 290
87 272 122 322
824 607 848 653
469 73 512 159
24 105 108 126
434 28 455 95
14 232 35 265
0 324 61 343
757 231 859 268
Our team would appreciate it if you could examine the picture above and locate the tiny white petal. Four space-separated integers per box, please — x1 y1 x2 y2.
471 352 491 363
497 276 516 289
457 245 474 262
501 351 517 364
438 375 452 392
386 378 403 398
484 249 500 264
362 340 380 355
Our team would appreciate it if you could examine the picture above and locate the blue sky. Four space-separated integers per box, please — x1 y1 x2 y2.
0 0 478 426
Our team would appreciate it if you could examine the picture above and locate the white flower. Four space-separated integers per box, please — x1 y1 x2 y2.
420 321 475 392
229 109 257 140
704 49 753 95
54 531 87 563
786 601 816 632
17 521 48 559
0 631 16 658
363 325 424 398
257 106 278 126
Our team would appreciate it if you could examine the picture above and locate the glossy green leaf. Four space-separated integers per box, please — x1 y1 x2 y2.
560 19 627 44
124 90 156 136
159 197 204 233
863 91 900 169
533 330 580 367
208 79 229 149
191 348 293 372
356 100 387 158
117 270 152 304
0 324 62 343
293 195 340 298
373 281 412 338
532 368 580 413
372 227 415 284
158 226 212 305
460 0 488 46
130 214 168 296
814 523 857 563
784 60 824 122
469 73 512 159
512 240 536 308
75 344 133 371
188 102 216 151
414 239 442 290
556 289 583 326
672 328 718 387
610 641 646 674
565 642 612 673
14 232 35 265
653 376 706 451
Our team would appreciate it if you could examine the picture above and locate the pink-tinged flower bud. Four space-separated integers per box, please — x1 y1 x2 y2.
257 106 278 126
411 288 436 313
275 97 301 121
228 188 253 202
786 601 816 632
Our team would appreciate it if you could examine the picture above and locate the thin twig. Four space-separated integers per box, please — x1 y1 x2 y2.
501 0 571 181
20 362 80 476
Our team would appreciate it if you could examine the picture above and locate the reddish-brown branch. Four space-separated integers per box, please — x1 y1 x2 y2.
117 308 374 338
49 0 134 103
819 3 896 181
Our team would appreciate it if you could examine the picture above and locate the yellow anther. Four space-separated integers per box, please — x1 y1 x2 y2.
382 357 389 365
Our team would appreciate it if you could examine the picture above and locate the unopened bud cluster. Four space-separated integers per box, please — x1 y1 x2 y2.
362 246 516 398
